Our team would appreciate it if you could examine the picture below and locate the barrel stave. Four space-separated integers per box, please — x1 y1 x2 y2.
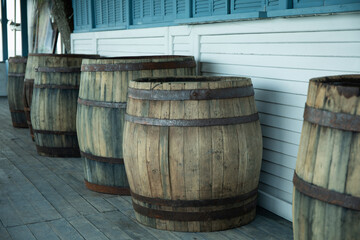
7 57 27 127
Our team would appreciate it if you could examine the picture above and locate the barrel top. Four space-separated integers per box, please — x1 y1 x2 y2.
310 75 360 99
8 56 27 63
28 53 99 58
129 76 252 90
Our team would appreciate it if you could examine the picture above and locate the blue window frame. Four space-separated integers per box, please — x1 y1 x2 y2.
72 0 360 32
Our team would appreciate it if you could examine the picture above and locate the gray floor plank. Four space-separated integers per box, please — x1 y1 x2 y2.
7 225 36 240
68 216 110 240
47 218 85 240
27 222 61 240
0 226 12 240
85 213 133 240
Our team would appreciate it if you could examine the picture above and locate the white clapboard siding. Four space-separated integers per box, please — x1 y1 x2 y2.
71 12 360 221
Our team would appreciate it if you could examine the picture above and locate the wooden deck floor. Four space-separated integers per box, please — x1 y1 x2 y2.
0 97 293 240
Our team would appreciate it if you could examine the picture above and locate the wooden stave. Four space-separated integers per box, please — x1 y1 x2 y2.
123 76 263 231
293 75 360 240
77 56 197 194
7 56 27 128
31 54 98 158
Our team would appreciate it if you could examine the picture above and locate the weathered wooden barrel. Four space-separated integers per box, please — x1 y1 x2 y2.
123 76 263 232
293 75 360 240
23 54 37 141
77 56 196 195
7 56 27 128
31 54 98 157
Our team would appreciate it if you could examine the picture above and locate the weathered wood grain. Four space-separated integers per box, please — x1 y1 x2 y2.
293 75 360 240
77 56 196 194
123 76 263 232
7 56 27 128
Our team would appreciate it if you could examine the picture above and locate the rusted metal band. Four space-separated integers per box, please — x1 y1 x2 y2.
131 188 257 207
78 98 127 109
24 107 30 111
8 73 25 77
35 67 81 73
125 113 259 127
81 151 125 164
24 78 35 83
304 105 360 132
293 172 360 211
33 129 77 136
81 60 196 72
128 86 254 101
9 109 25 113
132 197 257 221
35 145 80 158
8 57 27 63
34 84 79 90
84 179 130 195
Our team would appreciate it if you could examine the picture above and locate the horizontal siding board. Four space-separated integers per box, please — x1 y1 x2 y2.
97 44 164 52
252 78 308 95
256 100 304 120
261 125 301 145
259 183 292 203
263 137 299 157
200 30 360 43
259 113 303 133
98 37 165 45
254 89 307 108
261 160 294 181
200 53 360 72
201 62 358 83
259 172 293 193
200 42 360 57
263 149 297 169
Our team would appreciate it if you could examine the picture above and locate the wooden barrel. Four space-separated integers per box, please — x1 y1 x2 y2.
7 56 27 128
31 54 98 157
123 76 263 232
23 54 37 141
77 56 196 195
293 75 360 240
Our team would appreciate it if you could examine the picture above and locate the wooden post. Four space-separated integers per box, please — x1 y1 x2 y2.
1 0 8 60
20 0 28 57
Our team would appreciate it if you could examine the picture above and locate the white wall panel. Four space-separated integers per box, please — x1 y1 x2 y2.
71 12 360 221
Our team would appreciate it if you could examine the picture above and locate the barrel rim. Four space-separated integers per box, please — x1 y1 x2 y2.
8 56 27 63
131 76 251 84
28 53 100 58
81 55 194 61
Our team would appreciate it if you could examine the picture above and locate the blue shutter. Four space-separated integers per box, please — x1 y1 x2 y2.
143 0 151 17
115 0 127 25
73 0 91 31
231 0 264 13
193 0 211 17
176 0 187 18
108 0 115 25
212 0 228 14
133 0 141 23
153 0 162 16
